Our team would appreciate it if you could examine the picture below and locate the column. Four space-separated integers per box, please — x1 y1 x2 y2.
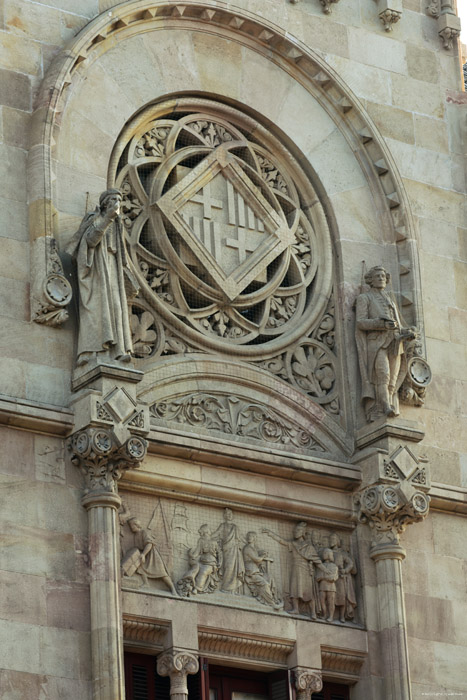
357 475 430 700
292 668 323 700
69 427 148 700
157 649 200 700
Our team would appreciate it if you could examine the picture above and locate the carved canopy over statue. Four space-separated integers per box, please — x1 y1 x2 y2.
67 189 138 367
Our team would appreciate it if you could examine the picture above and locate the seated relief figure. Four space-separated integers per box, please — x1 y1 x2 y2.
355 265 416 422
242 532 283 610
177 524 222 596
67 189 138 367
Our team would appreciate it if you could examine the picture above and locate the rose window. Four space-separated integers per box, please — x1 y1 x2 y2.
110 99 337 412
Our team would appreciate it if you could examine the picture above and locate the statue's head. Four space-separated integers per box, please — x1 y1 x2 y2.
364 266 390 290
199 524 210 536
329 532 340 548
99 188 122 215
310 529 321 546
294 521 307 538
246 531 257 544
224 508 233 522
322 547 334 562
128 517 142 532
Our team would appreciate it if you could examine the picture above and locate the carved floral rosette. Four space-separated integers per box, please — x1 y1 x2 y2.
109 98 340 419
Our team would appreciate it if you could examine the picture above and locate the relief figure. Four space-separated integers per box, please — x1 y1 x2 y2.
263 521 323 618
121 515 177 595
329 532 357 622
243 532 283 610
177 524 222 596
316 548 339 622
212 508 245 593
67 189 138 366
355 266 415 422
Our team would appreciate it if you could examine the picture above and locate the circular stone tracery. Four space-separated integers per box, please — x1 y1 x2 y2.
109 98 333 360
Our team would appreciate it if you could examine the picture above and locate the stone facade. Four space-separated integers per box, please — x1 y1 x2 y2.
0 0 466 698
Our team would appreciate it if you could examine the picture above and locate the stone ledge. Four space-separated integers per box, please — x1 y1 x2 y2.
198 627 295 668
321 646 366 682
123 615 169 651
0 393 73 436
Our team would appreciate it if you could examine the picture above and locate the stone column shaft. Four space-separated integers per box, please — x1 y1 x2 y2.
372 548 411 700
85 493 125 700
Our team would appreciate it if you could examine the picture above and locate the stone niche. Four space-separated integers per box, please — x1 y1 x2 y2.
119 491 360 626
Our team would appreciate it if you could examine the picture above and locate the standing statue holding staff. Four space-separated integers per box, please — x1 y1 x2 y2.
355 265 415 422
67 189 138 366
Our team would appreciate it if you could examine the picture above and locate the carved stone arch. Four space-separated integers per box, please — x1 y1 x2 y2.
28 0 426 443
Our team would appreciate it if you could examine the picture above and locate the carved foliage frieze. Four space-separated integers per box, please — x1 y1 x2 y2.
119 494 359 625
150 393 326 452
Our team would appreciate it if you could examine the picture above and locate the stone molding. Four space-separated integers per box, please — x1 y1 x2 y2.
156 650 199 696
198 628 295 667
29 0 425 344
123 616 169 650
320 647 366 682
292 668 323 700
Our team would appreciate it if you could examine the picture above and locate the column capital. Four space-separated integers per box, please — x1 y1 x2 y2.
68 426 147 499
292 668 323 700
157 650 199 696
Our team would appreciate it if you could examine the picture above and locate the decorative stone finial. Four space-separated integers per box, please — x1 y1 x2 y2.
157 650 199 696
293 668 323 700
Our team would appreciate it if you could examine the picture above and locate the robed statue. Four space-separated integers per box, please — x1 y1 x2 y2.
67 189 138 366
355 265 415 422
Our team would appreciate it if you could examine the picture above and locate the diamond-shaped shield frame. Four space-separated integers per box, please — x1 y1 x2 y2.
155 146 295 301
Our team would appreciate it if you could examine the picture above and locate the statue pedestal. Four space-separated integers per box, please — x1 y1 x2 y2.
355 416 424 453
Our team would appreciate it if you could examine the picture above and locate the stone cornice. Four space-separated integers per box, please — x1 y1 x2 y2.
123 615 169 650
321 647 366 682
0 393 73 436
198 628 295 667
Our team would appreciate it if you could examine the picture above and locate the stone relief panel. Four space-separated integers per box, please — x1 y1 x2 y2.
119 492 359 625
108 98 341 423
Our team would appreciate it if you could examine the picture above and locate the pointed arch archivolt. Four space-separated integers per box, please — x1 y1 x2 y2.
28 0 426 454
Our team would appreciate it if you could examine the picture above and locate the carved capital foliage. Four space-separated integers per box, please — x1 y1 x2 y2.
157 650 199 695
356 446 430 550
293 668 323 700
68 427 147 495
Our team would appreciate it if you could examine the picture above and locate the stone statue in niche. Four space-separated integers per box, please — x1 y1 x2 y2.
67 189 138 367
355 265 416 422
242 532 283 610
212 508 245 593
177 524 222 596
316 548 339 622
119 501 177 595
328 532 357 622
263 521 324 619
